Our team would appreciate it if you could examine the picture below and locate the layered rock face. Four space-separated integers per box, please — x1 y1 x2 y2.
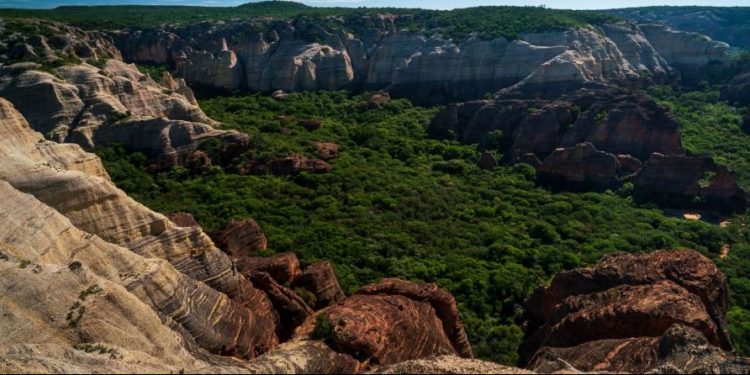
521 249 750 374
430 86 749 213
607 7 750 51
111 17 730 104
0 20 248 168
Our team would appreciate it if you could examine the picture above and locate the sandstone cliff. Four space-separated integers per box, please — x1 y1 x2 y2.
110 17 730 104
0 19 247 168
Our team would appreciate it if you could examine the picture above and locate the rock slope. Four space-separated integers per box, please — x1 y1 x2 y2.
111 17 731 104
0 19 248 168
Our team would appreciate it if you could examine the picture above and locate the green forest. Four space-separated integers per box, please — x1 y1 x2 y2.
0 1 618 40
95 89 750 363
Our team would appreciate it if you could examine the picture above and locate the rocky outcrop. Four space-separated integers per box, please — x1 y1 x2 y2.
0 20 247 168
633 153 750 214
292 261 346 310
314 141 340 160
110 17 730 104
430 87 682 162
538 142 621 191
241 154 333 176
210 218 269 256
520 249 744 373
430 86 750 212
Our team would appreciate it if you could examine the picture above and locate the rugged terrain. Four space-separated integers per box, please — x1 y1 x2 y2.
109 16 731 105
1 3 750 374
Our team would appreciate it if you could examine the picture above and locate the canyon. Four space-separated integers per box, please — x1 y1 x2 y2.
1 4 750 374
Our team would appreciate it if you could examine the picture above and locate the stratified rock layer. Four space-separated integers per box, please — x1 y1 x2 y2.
111 18 730 104
520 249 745 374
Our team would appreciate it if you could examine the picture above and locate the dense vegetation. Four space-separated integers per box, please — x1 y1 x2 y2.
96 90 750 363
649 86 750 189
0 1 618 40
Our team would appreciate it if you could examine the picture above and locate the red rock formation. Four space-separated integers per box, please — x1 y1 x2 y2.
314 142 340 161
246 270 314 341
291 261 346 310
537 142 621 191
529 324 750 374
241 154 332 176
239 252 301 285
185 150 212 173
209 218 268 256
429 87 683 163
166 212 199 227
292 279 473 371
520 249 734 371
357 278 474 358
633 154 749 214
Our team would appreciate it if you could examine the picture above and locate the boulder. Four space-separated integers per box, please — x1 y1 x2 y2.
314 142 340 160
291 261 346 310
239 252 302 285
210 218 269 256
530 324 750 374
520 249 734 371
429 87 683 163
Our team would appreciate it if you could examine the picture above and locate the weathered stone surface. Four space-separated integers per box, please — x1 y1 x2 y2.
110 17 729 105
0 98 279 366
166 212 200 227
210 218 269 256
357 278 474 359
240 252 302 286
0 21 247 169
430 87 683 163
633 154 749 214
538 142 621 191
530 324 750 374
294 294 458 370
372 355 530 374
521 249 734 371
246 271 314 341
291 261 346 310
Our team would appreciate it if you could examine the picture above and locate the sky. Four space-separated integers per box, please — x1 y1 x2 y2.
1 0 749 10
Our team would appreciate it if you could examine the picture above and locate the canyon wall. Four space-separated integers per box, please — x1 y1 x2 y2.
111 17 732 104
